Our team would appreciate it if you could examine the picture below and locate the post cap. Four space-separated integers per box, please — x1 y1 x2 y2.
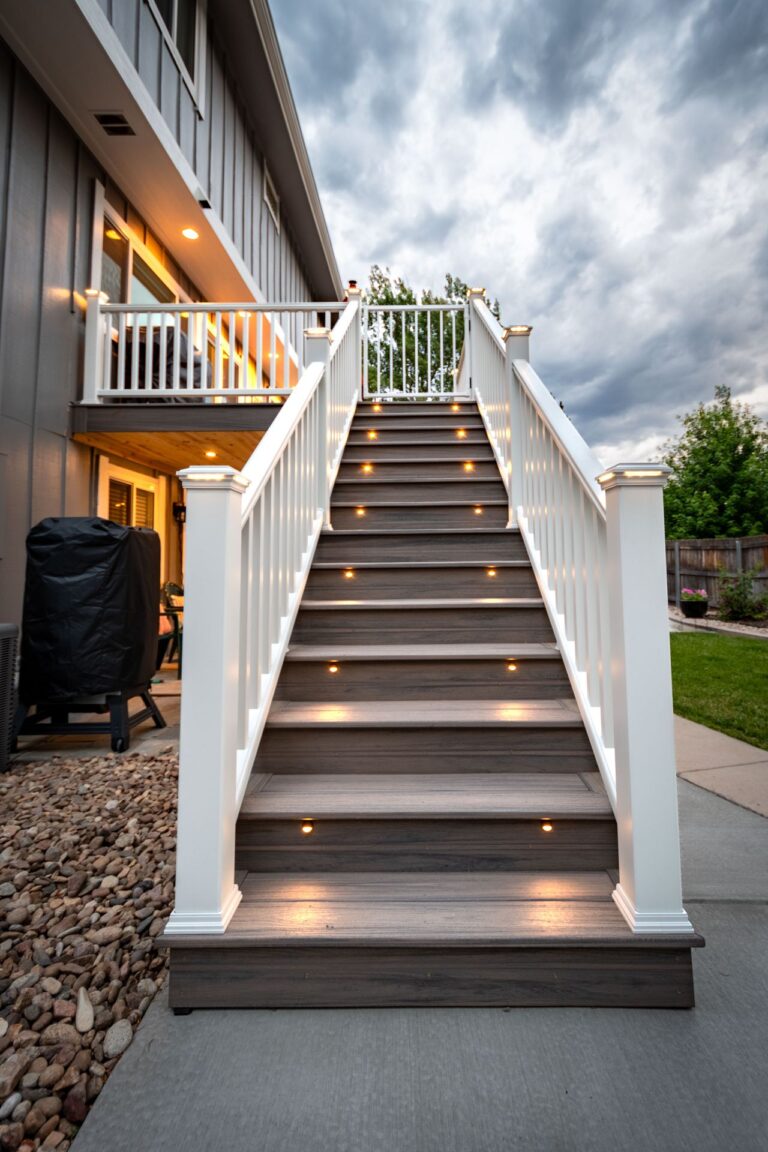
466 287 486 298
177 465 250 494
503 325 533 340
596 462 671 491
303 326 332 341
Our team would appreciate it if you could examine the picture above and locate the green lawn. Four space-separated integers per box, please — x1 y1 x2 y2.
670 632 768 751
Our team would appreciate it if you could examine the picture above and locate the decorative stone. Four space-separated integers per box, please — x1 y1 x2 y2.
62 1086 87 1125
0 1052 32 1097
39 1023 80 1049
0 1094 21 1122
65 875 86 898
102 1020 132 1060
52 1001 76 1021
75 988 94 1035
38 979 61 997
0 1121 24 1150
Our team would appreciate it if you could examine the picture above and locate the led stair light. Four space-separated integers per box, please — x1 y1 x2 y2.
541 821 554 833
486 567 497 578
301 820 314 835
463 462 475 473
367 430 378 440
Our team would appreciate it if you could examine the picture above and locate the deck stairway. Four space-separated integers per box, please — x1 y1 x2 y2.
167 401 701 1008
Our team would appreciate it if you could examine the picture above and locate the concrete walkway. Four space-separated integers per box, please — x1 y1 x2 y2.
71 786 768 1152
675 715 768 818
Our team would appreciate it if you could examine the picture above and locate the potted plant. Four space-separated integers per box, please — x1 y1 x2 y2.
680 587 708 618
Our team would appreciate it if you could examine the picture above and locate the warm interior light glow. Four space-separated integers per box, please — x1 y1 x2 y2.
105 228 121 241
181 227 199 240
367 430 378 440
362 463 374 474
456 429 467 439
356 506 366 517
343 568 355 580
463 462 475 473
327 663 339 674
487 567 497 578
204 450 217 459
541 821 554 833
506 661 517 672
474 505 483 515
301 820 314 835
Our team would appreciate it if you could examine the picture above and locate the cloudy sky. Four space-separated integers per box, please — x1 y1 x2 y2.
272 0 768 463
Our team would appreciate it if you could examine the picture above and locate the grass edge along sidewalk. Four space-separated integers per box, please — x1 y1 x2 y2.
670 632 768 752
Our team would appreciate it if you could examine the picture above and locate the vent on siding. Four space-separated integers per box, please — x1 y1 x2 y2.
94 112 136 137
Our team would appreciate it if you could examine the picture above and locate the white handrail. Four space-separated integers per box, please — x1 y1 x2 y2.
469 295 691 936
83 298 343 401
165 295 362 936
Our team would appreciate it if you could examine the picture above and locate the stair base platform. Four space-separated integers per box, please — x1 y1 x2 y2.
162 872 703 1009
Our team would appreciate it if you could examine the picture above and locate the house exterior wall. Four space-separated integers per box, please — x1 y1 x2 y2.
93 0 313 302
0 40 98 626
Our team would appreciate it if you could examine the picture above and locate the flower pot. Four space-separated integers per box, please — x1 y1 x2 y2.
681 600 708 619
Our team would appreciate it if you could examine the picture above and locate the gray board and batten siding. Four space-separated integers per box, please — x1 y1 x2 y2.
93 0 323 302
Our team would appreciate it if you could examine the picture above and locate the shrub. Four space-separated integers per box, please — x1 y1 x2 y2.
717 568 768 621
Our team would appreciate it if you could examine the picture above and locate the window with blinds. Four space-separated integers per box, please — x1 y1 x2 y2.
134 488 155 529
108 480 132 526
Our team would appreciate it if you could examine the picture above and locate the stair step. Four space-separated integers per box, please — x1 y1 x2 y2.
315 529 528 563
346 432 491 446
338 463 501 480
341 446 496 462
351 416 484 432
242 773 610 819
285 643 559 660
266 699 581 729
164 871 700 1009
276 646 569 701
305 564 537 600
332 480 508 504
358 402 477 415
292 603 555 644
332 504 509 529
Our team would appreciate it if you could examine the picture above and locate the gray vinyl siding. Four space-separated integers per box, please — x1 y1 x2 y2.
97 0 313 301
0 39 102 625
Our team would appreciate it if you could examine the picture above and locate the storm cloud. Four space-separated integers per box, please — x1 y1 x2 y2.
272 0 768 461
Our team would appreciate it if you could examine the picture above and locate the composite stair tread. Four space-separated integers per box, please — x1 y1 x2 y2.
285 642 560 660
299 597 543 609
173 872 701 949
242 772 611 819
266 699 582 728
311 560 532 569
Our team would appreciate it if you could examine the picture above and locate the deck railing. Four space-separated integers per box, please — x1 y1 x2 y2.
469 294 693 936
362 303 466 398
83 293 342 402
165 291 362 936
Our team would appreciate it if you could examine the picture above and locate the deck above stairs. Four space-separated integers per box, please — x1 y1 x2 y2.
165 400 701 1008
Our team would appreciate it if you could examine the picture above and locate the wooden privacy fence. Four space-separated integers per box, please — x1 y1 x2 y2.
667 536 768 608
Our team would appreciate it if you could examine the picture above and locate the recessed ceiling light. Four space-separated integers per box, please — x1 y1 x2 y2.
182 227 199 240
204 450 217 459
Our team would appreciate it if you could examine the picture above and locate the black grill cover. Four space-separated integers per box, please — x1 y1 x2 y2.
19 518 160 703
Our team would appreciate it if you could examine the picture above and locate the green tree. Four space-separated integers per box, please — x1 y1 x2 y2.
663 385 768 538
363 265 500 396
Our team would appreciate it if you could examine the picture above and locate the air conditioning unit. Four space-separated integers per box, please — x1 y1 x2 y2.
0 624 18 773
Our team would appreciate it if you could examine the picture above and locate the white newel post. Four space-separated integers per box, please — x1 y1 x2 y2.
165 466 250 936
465 288 485 394
346 286 363 395
304 326 332 528
503 326 533 527
597 463 693 935
83 290 108 402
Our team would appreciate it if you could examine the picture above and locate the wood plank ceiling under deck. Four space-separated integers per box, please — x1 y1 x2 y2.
73 429 266 475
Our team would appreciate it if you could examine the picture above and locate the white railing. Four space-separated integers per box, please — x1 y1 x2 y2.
83 292 342 402
469 295 693 937
165 292 362 936
363 304 466 398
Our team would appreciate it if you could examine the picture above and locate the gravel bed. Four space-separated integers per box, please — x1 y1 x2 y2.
0 751 177 1150
669 607 768 637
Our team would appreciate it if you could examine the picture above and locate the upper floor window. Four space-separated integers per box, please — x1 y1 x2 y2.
264 166 280 233
100 213 181 308
146 0 207 107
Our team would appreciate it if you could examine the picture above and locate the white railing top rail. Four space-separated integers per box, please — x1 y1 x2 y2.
471 296 605 514
99 301 343 313
363 304 464 313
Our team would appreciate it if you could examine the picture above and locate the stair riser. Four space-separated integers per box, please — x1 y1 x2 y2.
346 431 488 446
333 481 507 504
358 403 477 415
337 461 501 481
235 819 618 873
168 948 696 1009
292 607 554 645
351 417 484 432
331 505 509 530
305 566 539 599
342 444 496 462
256 727 596 774
276 660 571 701
315 532 528 563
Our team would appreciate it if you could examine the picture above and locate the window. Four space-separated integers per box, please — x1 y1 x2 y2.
147 0 206 104
99 212 183 307
264 166 280 232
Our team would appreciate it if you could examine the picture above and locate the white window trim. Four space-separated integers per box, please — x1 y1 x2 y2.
98 458 168 581
145 0 208 116
263 164 281 233
93 182 192 307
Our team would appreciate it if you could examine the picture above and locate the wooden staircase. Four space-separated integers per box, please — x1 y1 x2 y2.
166 401 701 1008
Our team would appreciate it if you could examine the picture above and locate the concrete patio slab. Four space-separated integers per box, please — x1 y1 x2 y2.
70 781 768 1152
674 715 768 818
680 762 768 818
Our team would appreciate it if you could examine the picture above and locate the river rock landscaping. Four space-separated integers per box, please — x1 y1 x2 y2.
0 751 177 1150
